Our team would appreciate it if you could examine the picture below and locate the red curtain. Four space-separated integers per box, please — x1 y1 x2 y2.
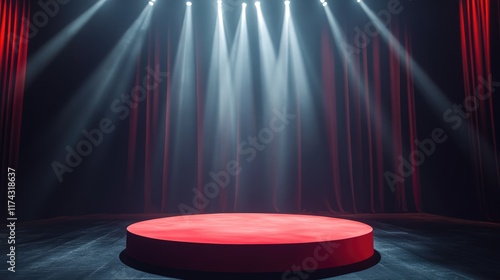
320 26 421 213
124 17 423 214
460 0 500 219
121 1 499 217
1 0 29 178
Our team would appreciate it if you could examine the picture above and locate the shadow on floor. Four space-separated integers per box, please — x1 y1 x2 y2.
119 249 381 279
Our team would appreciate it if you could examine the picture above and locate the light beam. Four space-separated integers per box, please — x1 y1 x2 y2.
27 0 107 86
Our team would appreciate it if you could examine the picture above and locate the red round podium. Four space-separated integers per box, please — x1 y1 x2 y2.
126 213 374 273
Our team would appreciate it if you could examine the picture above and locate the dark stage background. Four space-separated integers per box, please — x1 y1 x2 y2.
1 0 499 221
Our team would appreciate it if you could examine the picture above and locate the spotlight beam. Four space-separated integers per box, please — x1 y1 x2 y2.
256 4 292 211
359 1 451 116
256 4 277 90
205 0 236 171
48 6 153 147
170 3 197 184
229 4 252 208
359 1 498 164
27 0 107 86
324 7 394 150
230 3 251 93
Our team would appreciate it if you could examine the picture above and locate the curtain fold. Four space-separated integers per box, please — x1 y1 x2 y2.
116 1 496 218
460 0 500 220
1 0 29 182
320 23 421 213
125 6 426 215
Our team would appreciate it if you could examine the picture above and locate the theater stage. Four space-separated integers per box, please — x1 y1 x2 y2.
6 214 500 279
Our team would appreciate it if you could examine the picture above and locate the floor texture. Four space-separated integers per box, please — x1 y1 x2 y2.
1 213 499 279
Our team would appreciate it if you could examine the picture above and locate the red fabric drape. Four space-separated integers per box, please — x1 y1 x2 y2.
320 25 421 213
460 0 500 219
122 2 499 217
321 29 344 213
1 0 29 178
125 12 424 214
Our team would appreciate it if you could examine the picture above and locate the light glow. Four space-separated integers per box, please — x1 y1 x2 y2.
27 0 107 86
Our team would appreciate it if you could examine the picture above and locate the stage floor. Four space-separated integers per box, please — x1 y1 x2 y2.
126 213 374 272
5 213 500 279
